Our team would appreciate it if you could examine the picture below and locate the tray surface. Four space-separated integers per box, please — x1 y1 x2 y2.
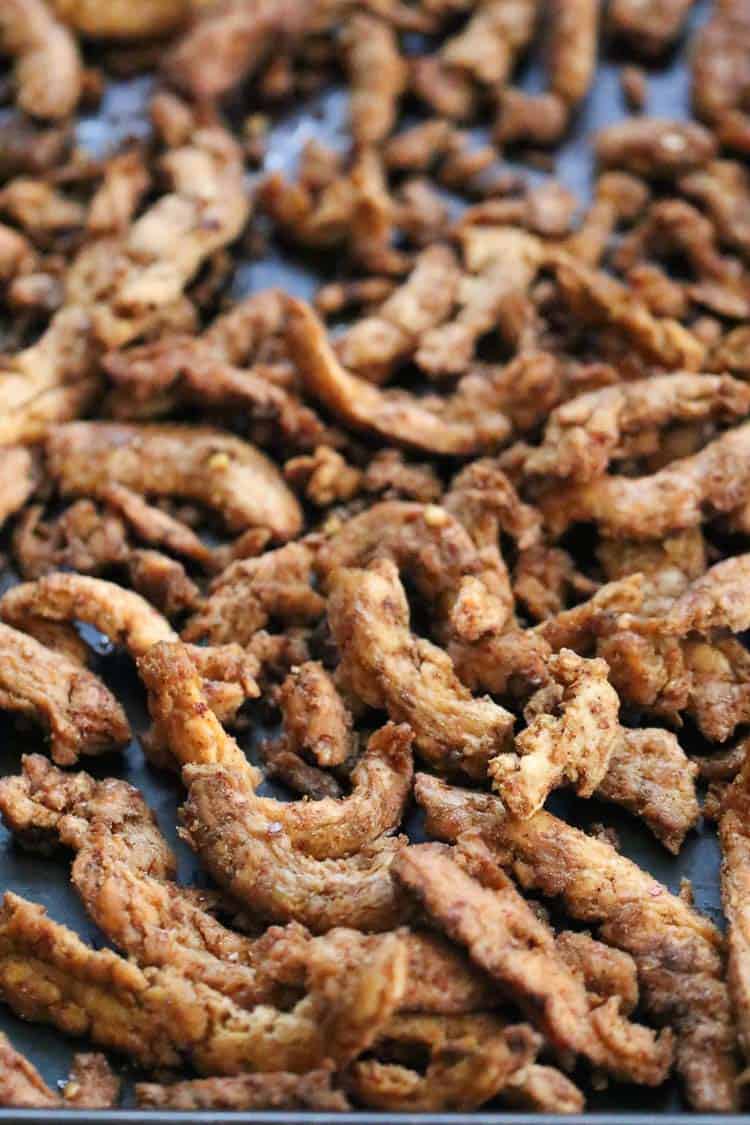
0 1 738 1118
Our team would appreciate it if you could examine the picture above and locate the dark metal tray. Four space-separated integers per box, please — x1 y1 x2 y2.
0 2 741 1118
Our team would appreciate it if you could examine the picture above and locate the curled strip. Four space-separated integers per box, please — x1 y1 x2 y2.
139 642 411 929
241 722 412 860
0 755 281 1009
143 636 413 859
1 571 176 655
0 307 99 447
347 1013 540 1112
592 534 750 740
337 245 460 383
0 757 480 1020
328 558 514 778
181 769 409 933
286 297 511 456
66 128 249 348
398 931 496 1015
318 499 514 640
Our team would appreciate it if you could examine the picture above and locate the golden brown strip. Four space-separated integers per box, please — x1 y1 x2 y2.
540 419 750 540
597 728 700 854
0 892 407 1074
0 447 38 528
0 573 259 730
489 650 620 818
274 660 354 768
394 841 672 1084
0 0 81 118
183 541 325 646
62 1054 120 1110
719 757 750 1069
0 308 99 447
0 1033 59 1108
136 1068 350 1111
415 773 737 1111
328 558 514 778
181 763 409 933
138 641 409 931
47 422 302 540
338 246 460 383
286 297 511 455
318 498 514 638
347 1012 540 1112
139 641 412 858
66 127 249 348
515 373 750 484
0 622 130 765
0 756 488 1019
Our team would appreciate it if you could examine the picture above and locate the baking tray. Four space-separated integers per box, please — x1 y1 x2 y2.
0 0 741 1118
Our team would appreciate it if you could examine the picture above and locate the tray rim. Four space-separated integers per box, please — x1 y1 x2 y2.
1 1114 749 1123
